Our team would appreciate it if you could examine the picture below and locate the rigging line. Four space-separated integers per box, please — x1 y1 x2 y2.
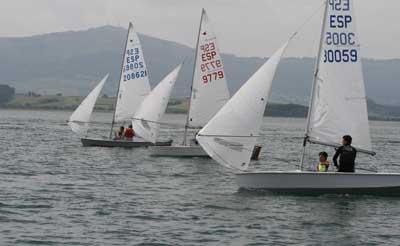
308 138 376 156
67 120 112 126
300 0 329 171
197 134 261 138
183 8 205 146
109 22 131 139
132 117 185 128
288 1 326 41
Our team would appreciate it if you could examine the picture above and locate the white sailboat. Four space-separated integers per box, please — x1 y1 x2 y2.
68 74 109 135
197 42 288 168
197 0 400 194
113 22 151 124
132 63 183 143
78 22 172 147
149 9 231 157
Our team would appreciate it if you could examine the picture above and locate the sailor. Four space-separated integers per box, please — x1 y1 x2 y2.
333 135 357 172
124 124 135 140
316 151 330 172
114 126 125 140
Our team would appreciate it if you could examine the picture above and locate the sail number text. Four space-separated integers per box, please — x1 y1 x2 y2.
328 0 350 11
123 48 148 81
323 0 358 63
199 42 224 83
323 49 357 63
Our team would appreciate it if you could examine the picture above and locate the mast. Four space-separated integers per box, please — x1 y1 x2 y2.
183 8 205 146
109 22 132 139
300 0 329 170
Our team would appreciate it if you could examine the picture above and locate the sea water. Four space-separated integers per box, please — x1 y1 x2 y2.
1 109 400 245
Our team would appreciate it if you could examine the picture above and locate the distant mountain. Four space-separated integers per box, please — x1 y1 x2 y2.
0 25 399 106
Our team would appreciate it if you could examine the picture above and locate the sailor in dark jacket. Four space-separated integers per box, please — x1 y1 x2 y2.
333 135 357 172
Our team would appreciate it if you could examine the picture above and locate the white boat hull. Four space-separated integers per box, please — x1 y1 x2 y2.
149 145 209 157
150 145 262 160
236 171 400 195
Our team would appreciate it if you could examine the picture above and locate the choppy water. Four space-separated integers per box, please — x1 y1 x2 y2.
1 109 400 245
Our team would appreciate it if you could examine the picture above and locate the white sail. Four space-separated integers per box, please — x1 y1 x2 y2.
114 22 151 123
132 64 182 143
197 43 288 170
307 0 371 151
68 74 109 135
187 9 230 128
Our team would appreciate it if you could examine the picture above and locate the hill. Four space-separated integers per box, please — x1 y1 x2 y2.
0 26 399 106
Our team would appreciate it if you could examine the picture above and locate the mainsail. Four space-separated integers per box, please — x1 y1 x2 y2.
114 22 151 123
306 0 372 151
197 43 288 170
187 9 230 129
68 74 109 135
132 64 182 143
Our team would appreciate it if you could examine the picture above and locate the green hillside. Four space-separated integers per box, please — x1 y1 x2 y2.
3 95 400 121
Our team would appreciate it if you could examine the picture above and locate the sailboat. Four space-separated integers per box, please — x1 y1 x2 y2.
68 74 109 136
197 0 400 194
132 63 183 143
150 9 260 159
75 22 172 147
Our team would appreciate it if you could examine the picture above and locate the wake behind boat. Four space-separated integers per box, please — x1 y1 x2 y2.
197 0 400 195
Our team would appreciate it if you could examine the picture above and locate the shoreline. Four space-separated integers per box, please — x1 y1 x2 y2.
1 95 399 122
1 106 399 122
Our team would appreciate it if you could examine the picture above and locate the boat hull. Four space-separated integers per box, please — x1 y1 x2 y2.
81 138 173 148
150 145 262 159
236 171 400 195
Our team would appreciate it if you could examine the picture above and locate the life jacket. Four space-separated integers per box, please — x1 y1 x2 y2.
124 128 135 138
317 162 329 172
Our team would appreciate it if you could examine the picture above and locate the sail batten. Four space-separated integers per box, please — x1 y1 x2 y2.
197 43 288 171
306 0 372 152
132 64 182 143
114 22 151 123
187 9 230 129
68 74 109 135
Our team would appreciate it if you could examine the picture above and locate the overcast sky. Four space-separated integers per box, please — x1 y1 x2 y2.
1 0 399 58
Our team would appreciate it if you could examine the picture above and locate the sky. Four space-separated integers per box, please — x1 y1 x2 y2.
0 0 399 58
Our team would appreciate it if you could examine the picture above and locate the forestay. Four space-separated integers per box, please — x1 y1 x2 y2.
197 43 288 170
187 9 230 128
307 0 372 151
114 22 151 123
132 64 182 143
68 74 109 135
